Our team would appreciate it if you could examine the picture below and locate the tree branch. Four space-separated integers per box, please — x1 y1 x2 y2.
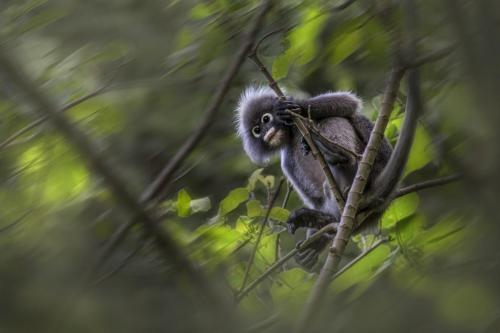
395 173 461 198
94 0 273 272
406 44 455 69
239 178 284 292
0 47 224 308
236 223 337 302
142 1 273 203
0 86 108 150
248 45 346 209
294 6 409 330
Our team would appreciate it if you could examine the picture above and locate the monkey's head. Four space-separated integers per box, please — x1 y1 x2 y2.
235 86 289 165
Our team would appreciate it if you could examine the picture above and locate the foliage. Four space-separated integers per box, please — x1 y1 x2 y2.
1 1 499 333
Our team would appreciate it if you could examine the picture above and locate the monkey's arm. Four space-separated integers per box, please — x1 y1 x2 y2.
287 207 339 270
299 92 362 119
275 92 361 124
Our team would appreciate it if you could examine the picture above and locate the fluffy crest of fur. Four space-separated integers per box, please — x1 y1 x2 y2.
234 86 276 136
234 85 278 165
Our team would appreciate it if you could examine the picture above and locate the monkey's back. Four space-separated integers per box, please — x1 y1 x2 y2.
280 117 363 217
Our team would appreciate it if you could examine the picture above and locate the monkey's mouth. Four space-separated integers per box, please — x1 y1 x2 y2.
264 127 284 147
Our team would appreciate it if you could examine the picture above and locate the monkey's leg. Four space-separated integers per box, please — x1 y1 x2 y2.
287 208 338 270
286 207 337 234
295 231 332 271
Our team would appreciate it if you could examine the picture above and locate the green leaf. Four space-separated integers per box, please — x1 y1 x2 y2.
270 207 290 222
220 187 249 215
246 199 263 218
271 268 314 312
380 192 420 229
247 168 264 191
176 189 192 217
330 244 392 293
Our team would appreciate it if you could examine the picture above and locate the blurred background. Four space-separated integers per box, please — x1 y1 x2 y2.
1 0 499 332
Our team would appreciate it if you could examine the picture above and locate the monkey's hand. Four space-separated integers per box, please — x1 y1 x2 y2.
275 100 302 126
300 137 311 156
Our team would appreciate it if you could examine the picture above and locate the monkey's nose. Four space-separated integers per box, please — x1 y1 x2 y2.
263 127 277 143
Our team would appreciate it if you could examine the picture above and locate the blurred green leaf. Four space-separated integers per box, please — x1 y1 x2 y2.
190 196 211 214
270 207 290 222
246 199 263 218
220 187 249 215
176 189 192 217
381 192 420 229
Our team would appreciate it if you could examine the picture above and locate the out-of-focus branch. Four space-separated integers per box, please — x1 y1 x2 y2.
395 173 461 198
0 86 108 150
94 0 273 271
0 47 224 307
142 1 273 203
407 44 455 69
239 179 284 292
236 223 337 302
294 3 412 330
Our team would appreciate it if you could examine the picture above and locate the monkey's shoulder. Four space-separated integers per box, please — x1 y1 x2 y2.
315 117 364 154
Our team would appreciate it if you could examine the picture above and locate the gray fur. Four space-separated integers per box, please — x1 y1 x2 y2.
235 86 393 269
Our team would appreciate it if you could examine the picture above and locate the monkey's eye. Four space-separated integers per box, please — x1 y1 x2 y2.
252 126 261 138
261 113 273 124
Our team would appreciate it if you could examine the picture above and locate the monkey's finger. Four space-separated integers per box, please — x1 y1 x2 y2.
295 250 319 270
287 223 297 234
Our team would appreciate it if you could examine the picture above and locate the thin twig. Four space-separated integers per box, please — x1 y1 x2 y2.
94 0 273 272
407 44 456 69
91 240 147 286
239 179 285 292
275 182 293 262
0 45 223 308
330 237 387 281
294 5 410 330
395 173 461 198
142 2 272 203
236 223 337 302
248 47 346 209
0 86 108 150
0 210 33 234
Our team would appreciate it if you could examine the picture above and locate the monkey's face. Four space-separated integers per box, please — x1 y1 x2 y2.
236 88 290 165
250 111 287 149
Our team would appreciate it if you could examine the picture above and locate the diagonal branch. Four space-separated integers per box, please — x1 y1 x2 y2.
142 1 273 203
395 173 461 198
239 178 285 292
0 47 224 307
94 0 274 272
0 86 108 150
294 0 427 330
236 223 337 302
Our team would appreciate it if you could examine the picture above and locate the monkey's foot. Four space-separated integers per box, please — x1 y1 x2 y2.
287 207 335 234
294 234 331 271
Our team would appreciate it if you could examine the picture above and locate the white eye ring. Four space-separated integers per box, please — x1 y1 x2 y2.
252 126 261 138
261 113 273 124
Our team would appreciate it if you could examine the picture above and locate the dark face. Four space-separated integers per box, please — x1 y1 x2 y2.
249 102 288 149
